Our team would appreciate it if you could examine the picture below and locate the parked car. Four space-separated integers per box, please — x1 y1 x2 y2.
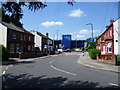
57 49 63 53
74 49 82 52
64 49 71 52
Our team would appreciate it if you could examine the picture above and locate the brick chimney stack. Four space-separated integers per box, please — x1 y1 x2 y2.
110 19 114 25
46 32 49 37
106 26 109 29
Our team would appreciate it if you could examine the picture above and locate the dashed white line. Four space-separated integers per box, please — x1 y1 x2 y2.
49 60 54 64
3 71 5 75
50 60 77 76
109 83 119 86
6 67 9 70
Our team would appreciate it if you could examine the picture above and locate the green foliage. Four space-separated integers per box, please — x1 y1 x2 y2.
2 1 47 27
85 36 99 50
88 49 101 59
117 55 120 63
0 45 9 61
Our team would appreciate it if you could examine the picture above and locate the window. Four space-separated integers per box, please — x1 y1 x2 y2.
16 44 20 53
13 33 16 40
10 44 14 53
28 46 31 51
108 47 112 53
29 36 31 41
107 43 112 53
20 35 23 40
24 35 26 41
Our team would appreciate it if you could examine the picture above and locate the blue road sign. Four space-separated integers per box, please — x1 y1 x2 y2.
88 38 94 42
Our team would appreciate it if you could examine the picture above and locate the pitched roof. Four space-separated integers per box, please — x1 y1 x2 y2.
1 22 24 32
1 22 34 36
37 32 52 40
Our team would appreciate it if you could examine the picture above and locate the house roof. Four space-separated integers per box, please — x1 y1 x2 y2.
1 22 34 36
37 32 52 40
98 18 120 40
98 24 113 40
1 22 24 32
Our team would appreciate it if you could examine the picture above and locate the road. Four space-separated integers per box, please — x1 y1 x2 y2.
2 52 119 88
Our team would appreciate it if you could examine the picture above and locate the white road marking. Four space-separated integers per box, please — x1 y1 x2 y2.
9 65 13 67
6 67 9 70
109 83 119 86
3 71 5 75
49 60 54 64
50 60 77 76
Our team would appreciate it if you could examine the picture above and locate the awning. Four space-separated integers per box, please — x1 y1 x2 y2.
107 43 112 47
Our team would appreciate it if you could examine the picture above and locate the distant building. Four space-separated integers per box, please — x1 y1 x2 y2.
62 35 71 49
54 39 85 49
30 31 53 52
0 22 34 58
71 40 85 48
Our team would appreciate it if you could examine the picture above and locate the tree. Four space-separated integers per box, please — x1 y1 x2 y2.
2 1 47 27
85 36 99 50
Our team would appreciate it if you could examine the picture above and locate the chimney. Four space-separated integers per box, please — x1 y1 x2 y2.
110 19 114 25
46 32 49 37
106 26 109 29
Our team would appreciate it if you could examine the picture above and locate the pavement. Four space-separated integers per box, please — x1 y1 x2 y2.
77 52 120 73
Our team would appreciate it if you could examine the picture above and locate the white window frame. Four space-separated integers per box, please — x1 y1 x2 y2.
13 33 16 40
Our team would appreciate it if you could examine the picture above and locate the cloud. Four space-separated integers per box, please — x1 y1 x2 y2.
69 9 86 17
41 21 63 27
76 35 84 38
69 32 77 35
79 29 100 34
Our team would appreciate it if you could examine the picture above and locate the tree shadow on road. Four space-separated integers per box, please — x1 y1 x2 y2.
2 73 119 89
2 59 35 66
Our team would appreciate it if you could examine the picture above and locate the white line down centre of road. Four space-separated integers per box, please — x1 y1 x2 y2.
50 60 77 76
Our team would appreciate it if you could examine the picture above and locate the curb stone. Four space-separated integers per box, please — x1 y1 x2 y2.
77 60 120 73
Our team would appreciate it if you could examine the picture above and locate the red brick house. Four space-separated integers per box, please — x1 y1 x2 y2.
96 19 120 64
0 22 34 58
96 19 114 56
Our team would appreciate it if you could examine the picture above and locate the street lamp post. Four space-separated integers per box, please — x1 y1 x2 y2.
57 30 59 49
86 23 93 38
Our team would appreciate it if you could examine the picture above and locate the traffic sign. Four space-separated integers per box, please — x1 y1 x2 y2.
88 38 94 42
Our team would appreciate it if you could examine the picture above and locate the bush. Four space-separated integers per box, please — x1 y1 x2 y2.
88 49 101 59
0 45 9 61
117 55 120 63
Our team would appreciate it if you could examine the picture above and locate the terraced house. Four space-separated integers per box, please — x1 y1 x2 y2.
0 22 34 58
96 18 120 64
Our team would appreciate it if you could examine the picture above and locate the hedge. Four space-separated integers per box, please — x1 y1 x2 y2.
0 45 9 61
88 49 101 59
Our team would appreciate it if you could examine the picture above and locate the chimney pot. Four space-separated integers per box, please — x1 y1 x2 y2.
110 19 114 25
46 33 49 37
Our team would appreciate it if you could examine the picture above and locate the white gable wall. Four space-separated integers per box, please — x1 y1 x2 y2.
113 19 120 55
0 23 7 47
31 31 42 51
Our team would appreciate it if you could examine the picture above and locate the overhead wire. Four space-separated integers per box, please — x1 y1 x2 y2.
101 2 110 33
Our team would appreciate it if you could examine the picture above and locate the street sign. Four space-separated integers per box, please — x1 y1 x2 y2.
88 38 94 42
